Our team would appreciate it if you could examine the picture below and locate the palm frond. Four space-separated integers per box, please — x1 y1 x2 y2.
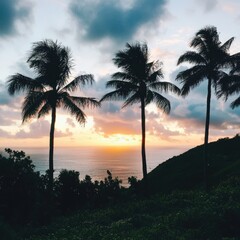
177 51 207 65
61 74 94 92
66 96 100 109
8 74 44 95
227 79 240 96
106 79 138 90
190 35 206 51
100 89 132 102
145 90 154 105
22 91 45 122
147 69 164 84
215 72 231 99
177 66 207 96
149 81 180 95
229 54 240 73
152 91 171 114
122 92 141 108
38 103 52 118
221 37 234 52
60 94 87 124
176 65 206 83
111 72 136 82
230 96 240 109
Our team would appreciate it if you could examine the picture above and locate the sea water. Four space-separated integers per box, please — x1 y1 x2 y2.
2 146 186 186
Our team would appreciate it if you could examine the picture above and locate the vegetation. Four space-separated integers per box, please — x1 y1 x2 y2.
146 135 240 194
0 148 124 240
176 26 235 190
7 40 100 189
101 42 180 179
3 177 240 240
1 136 240 239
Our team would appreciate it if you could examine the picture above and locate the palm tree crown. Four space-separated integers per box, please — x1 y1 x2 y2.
176 26 234 95
101 42 180 179
8 40 99 124
8 40 100 189
102 43 180 111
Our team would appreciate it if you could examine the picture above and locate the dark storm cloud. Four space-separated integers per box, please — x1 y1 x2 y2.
0 0 31 37
70 0 167 41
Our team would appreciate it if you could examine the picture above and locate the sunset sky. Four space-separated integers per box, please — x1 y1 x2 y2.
0 0 240 149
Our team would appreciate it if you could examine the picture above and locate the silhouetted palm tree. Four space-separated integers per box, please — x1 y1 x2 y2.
8 40 100 190
101 42 180 180
176 26 234 190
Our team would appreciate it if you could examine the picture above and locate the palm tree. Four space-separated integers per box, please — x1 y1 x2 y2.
8 40 100 190
176 26 234 190
101 42 180 180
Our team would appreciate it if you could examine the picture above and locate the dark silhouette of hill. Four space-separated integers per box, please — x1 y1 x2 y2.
147 135 240 193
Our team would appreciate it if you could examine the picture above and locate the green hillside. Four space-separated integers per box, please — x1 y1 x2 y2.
147 135 240 193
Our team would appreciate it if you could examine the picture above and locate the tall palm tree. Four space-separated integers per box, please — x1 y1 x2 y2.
101 42 180 180
176 26 234 190
8 40 100 190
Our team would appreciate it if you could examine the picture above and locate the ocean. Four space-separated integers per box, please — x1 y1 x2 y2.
2 146 186 186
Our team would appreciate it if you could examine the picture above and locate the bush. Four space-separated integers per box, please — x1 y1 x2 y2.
0 149 42 224
55 170 80 212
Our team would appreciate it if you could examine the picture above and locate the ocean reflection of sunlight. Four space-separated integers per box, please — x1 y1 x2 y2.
18 146 185 186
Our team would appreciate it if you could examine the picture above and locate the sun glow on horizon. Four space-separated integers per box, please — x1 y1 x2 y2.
97 134 141 146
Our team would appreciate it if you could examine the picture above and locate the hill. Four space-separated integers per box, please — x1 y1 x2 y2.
146 135 240 193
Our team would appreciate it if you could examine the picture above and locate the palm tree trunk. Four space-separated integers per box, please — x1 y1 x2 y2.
49 105 56 191
140 98 147 179
204 78 211 191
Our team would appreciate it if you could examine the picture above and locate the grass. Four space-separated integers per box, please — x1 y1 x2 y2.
21 176 240 240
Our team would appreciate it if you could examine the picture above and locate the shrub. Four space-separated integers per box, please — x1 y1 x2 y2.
0 149 42 224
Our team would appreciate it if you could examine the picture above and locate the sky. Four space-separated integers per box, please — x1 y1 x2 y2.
0 0 240 149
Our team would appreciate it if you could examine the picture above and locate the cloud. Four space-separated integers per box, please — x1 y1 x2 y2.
0 0 32 37
94 118 139 136
70 0 167 41
0 81 12 105
195 0 218 12
14 120 72 139
66 118 76 128
0 108 19 126
0 128 11 138
170 95 240 135
93 99 142 136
